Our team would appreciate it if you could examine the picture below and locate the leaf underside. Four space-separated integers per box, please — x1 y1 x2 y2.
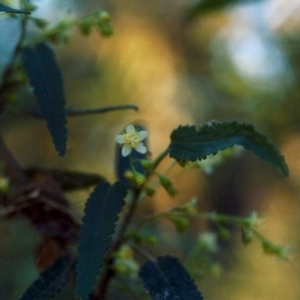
76 181 127 300
20 255 75 300
139 255 203 300
168 121 288 177
22 43 67 156
0 3 30 14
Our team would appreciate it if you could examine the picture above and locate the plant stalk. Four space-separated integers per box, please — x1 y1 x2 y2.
96 187 141 299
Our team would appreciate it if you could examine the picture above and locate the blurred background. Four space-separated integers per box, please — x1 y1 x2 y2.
1 0 300 299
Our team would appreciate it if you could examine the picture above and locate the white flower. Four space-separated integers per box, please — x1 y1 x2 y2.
116 124 148 157
246 211 264 228
197 232 218 252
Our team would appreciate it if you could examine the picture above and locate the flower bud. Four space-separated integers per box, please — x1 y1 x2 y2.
158 175 177 196
241 227 252 245
174 217 189 233
118 245 133 259
167 187 178 196
32 18 49 29
99 11 111 23
159 175 172 189
219 228 231 240
134 173 146 187
78 21 92 36
179 198 198 214
197 232 218 252
124 170 134 180
146 235 158 246
140 159 153 171
144 186 155 197
98 23 114 37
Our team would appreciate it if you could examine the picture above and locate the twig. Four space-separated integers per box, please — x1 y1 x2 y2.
24 105 139 118
96 188 141 299
151 148 169 170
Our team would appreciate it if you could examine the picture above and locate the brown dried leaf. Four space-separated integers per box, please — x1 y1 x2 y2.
11 184 79 243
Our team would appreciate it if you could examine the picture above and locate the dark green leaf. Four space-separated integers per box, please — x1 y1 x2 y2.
76 181 127 300
20 255 75 300
0 3 30 14
186 0 263 21
139 256 203 300
168 121 288 177
25 167 106 191
22 43 67 156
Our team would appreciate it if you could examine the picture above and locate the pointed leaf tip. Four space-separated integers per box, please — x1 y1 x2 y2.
0 3 30 14
22 43 67 156
19 255 74 300
139 255 203 300
168 121 288 177
76 181 127 300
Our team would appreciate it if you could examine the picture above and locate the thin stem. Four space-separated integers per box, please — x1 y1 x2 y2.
128 156 137 174
131 243 154 261
128 210 168 237
0 199 39 217
153 159 178 181
117 190 141 240
128 210 254 239
96 188 142 299
151 148 169 170
24 104 139 117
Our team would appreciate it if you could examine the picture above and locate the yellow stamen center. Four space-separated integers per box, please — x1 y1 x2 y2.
125 132 140 148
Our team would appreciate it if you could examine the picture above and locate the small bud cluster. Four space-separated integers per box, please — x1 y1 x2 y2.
113 245 139 276
261 240 290 261
124 170 146 187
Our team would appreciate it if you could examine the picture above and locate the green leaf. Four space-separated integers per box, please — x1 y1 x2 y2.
0 3 30 14
186 0 263 21
76 181 127 300
168 121 288 177
139 256 203 300
20 255 75 300
22 43 67 156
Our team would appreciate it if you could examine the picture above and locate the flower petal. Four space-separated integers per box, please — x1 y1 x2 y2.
125 124 135 134
122 144 132 157
135 143 147 154
137 130 148 141
116 135 125 144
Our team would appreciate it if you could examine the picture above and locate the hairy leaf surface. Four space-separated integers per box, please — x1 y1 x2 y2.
22 43 67 156
169 121 288 176
76 181 127 300
20 255 75 300
139 256 203 300
0 3 30 14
